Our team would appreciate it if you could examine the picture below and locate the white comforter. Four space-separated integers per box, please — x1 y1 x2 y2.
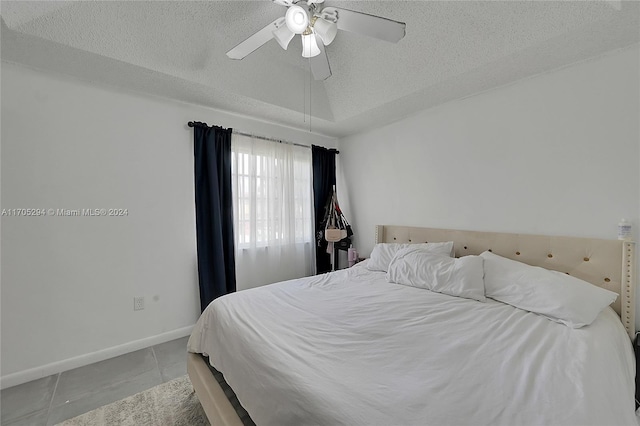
188 262 636 426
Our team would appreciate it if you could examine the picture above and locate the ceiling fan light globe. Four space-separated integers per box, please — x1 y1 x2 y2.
285 5 309 34
301 33 321 58
313 17 337 45
273 25 295 50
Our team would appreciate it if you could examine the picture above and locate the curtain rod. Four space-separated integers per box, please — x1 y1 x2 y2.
187 122 339 154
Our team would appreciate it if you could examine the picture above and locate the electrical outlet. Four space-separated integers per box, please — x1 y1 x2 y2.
134 296 144 311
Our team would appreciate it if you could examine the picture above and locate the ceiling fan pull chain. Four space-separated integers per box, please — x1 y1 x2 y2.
309 57 312 133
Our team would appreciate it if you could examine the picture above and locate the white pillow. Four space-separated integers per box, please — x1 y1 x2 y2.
366 241 454 272
481 251 618 328
387 249 486 302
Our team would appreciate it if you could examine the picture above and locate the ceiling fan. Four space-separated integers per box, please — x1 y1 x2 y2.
226 0 406 81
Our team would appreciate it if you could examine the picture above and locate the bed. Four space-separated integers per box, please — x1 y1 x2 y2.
187 225 637 426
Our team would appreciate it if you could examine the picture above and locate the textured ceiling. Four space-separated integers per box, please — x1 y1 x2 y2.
1 1 639 137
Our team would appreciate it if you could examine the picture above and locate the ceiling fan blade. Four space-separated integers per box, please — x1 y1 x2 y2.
309 36 331 81
226 18 282 60
323 7 406 43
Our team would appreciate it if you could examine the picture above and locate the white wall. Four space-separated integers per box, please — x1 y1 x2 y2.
0 62 336 387
338 46 640 325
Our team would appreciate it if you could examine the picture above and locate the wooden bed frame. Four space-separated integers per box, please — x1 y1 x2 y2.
188 225 637 425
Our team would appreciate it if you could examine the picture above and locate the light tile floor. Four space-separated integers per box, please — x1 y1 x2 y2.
1 336 189 426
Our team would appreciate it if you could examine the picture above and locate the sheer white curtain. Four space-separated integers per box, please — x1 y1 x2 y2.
231 133 315 290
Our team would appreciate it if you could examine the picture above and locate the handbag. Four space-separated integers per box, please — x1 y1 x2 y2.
325 204 347 242
325 228 345 242
323 186 351 243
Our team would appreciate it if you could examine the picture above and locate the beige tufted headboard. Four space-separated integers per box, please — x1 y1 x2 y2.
375 225 636 339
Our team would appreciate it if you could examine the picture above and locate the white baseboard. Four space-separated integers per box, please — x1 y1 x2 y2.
0 325 194 390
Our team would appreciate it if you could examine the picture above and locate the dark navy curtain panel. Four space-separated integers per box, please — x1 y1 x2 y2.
312 145 337 274
192 122 236 312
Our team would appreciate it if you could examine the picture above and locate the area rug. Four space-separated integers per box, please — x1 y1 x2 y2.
56 375 209 426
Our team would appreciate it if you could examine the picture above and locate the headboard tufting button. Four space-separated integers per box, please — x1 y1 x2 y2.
583 257 589 262
488 249 492 252
547 254 553 258
464 246 468 250
408 239 412 242
604 278 611 283
516 251 520 255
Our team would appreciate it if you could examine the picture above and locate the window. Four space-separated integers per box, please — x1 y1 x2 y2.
231 134 314 250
